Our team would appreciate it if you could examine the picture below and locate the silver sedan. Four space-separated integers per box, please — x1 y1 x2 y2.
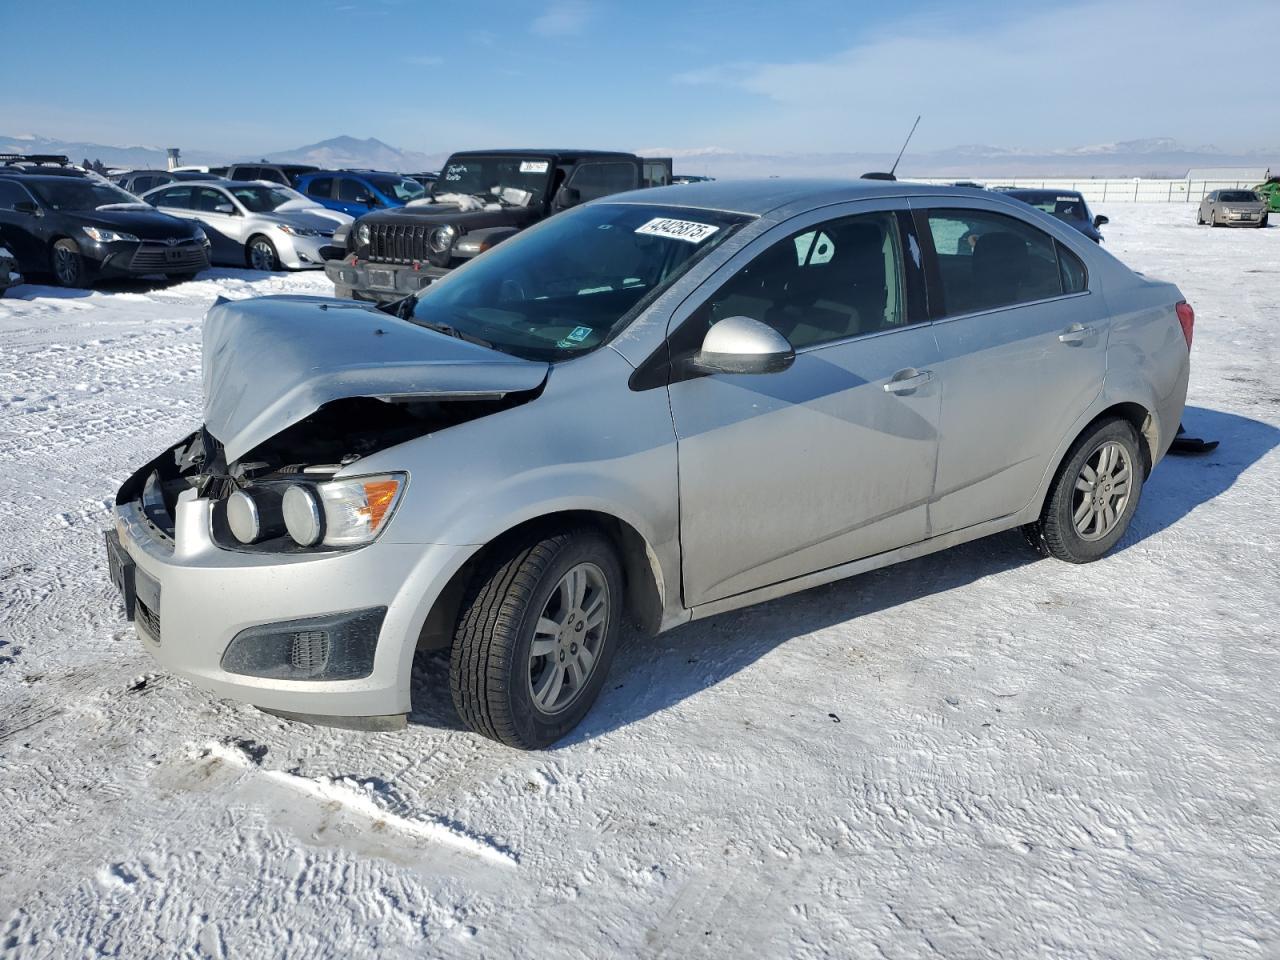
109 179 1191 748
141 181 353 270
1198 189 1268 227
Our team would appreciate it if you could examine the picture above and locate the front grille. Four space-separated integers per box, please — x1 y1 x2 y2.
136 597 161 642
368 223 430 264
129 241 209 272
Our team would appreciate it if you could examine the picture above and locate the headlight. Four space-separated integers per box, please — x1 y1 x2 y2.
192 227 208 243
276 224 322 237
428 224 457 253
355 223 371 247
282 474 405 548
82 226 139 243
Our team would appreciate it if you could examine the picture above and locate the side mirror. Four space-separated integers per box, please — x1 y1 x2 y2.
214 202 235 215
691 316 795 375
555 186 581 210
360 195 378 207
14 200 39 216
1093 214 1109 228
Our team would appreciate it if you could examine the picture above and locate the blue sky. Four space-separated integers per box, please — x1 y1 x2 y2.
1 0 1274 156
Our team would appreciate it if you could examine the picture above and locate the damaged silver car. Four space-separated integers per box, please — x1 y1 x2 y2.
107 180 1191 748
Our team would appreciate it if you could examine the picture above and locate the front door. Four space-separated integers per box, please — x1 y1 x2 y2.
0 180 44 267
667 204 942 606
914 202 1108 534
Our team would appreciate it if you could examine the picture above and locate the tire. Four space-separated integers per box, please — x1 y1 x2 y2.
1196 210 1204 225
246 235 280 272
450 528 623 749
51 238 88 287
1209 208 1219 227
1023 418 1144 563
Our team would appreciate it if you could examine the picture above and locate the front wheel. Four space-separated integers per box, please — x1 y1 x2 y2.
246 236 280 272
51 238 88 287
1024 418 1144 563
450 528 623 749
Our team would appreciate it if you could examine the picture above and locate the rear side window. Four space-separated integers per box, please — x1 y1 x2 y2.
232 166 259 181
151 186 193 209
1057 241 1087 294
0 180 31 210
692 210 916 350
926 210 1066 315
306 177 334 199
568 162 638 201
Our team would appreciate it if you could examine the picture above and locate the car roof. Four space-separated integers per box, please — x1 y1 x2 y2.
999 188 1084 199
448 149 638 161
598 178 995 217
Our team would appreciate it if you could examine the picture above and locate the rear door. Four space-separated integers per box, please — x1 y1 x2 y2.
335 177 377 217
913 201 1106 535
667 201 941 605
304 175 337 210
566 161 640 204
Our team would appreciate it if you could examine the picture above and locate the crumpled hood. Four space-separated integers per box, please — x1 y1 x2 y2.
203 295 548 462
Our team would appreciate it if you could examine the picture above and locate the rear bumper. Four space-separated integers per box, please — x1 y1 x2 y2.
107 471 472 721
324 257 448 301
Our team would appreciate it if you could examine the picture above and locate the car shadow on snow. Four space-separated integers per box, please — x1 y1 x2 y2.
406 404 1277 745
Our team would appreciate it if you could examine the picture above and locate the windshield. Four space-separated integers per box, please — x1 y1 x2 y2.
1010 191 1088 221
410 203 750 361
1220 191 1259 203
229 185 296 212
27 179 140 211
434 155 553 204
368 174 425 202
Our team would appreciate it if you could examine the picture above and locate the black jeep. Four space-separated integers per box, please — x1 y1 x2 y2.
325 149 672 302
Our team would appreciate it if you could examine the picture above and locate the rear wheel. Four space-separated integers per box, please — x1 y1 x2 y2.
1024 418 1144 563
450 528 623 749
246 235 280 272
51 238 87 287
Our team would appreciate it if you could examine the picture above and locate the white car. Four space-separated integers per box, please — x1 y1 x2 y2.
142 181 352 271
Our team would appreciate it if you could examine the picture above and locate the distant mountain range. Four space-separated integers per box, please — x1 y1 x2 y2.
2 133 1274 179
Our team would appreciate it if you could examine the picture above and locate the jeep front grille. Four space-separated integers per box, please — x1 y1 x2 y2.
368 223 430 264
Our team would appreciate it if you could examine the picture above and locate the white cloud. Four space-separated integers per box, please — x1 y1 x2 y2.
531 0 591 37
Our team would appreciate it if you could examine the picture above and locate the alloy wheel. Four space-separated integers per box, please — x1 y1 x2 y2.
249 241 275 271
527 562 609 715
54 245 80 284
1072 440 1133 541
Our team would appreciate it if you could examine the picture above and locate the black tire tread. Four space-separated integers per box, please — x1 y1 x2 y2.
450 529 586 747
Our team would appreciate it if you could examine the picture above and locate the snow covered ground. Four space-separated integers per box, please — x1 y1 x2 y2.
1 206 1277 959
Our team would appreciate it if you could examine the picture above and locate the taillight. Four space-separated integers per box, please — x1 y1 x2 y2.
1175 301 1194 349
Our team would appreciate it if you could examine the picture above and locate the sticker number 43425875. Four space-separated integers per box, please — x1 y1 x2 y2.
634 217 720 244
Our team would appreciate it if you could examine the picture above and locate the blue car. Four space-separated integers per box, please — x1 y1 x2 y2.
295 170 427 217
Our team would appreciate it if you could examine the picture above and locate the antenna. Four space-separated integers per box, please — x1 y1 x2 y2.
889 115 921 178
860 115 921 181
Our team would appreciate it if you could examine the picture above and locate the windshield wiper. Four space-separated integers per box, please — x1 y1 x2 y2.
409 315 496 349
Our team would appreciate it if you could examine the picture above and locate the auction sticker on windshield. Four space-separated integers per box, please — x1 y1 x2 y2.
635 218 720 244
519 161 549 174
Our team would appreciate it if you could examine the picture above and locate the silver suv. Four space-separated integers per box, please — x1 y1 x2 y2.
107 180 1192 748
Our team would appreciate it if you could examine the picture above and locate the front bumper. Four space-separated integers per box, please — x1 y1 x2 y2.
86 237 211 276
277 232 346 270
1220 211 1265 226
107 474 471 721
324 256 448 301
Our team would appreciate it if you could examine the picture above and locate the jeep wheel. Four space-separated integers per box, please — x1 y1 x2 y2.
1024 418 1144 563
450 528 623 749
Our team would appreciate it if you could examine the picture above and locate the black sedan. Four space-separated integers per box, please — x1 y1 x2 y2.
0 173 210 286
995 188 1109 242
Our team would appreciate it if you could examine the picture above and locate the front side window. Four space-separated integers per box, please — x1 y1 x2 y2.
568 162 638 202
195 188 234 213
690 211 913 350
367 174 425 202
926 210 1067 315
228 186 292 212
410 203 748 361
337 178 373 203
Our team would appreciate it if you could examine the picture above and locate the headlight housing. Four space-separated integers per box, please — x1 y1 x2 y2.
276 224 323 237
355 223 371 247
82 226 139 243
428 224 457 253
282 473 405 548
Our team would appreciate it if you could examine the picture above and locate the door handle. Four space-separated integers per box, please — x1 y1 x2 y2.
1058 323 1093 345
883 369 933 395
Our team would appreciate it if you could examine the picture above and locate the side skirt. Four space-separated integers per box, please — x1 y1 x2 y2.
688 512 1027 622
